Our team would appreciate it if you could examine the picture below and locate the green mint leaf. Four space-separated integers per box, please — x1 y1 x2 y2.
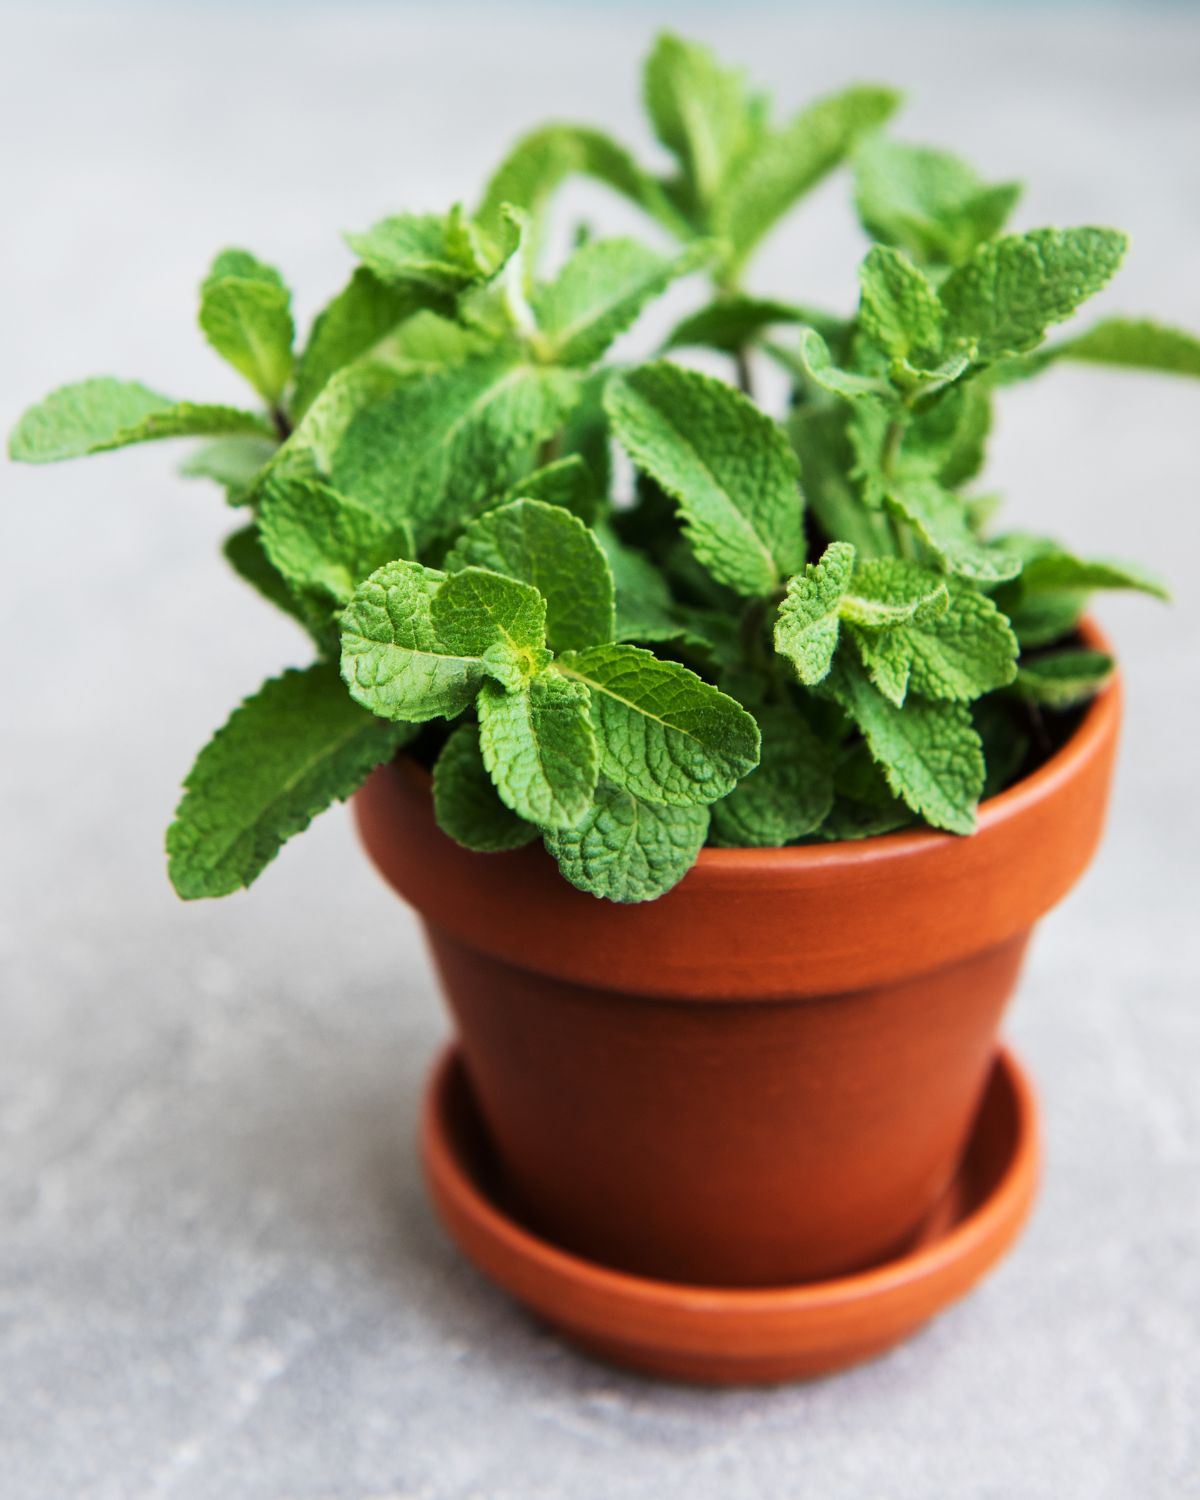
478 125 690 248
940 228 1128 361
179 434 277 504
829 658 984 834
773 541 857 686
605 361 805 597
854 138 1022 266
904 382 993 488
839 556 950 630
477 673 598 828
798 328 895 402
886 475 1022 583
198 248 294 402
339 559 484 722
545 780 708 903
857 246 945 366
553 643 759 807
1004 590 1088 649
710 705 834 846
720 84 900 273
1054 317 1200 378
500 453 597 523
787 406 896 558
851 574 1018 705
663 295 843 354
445 499 615 651
222 524 336 651
331 353 578 545
166 662 411 899
998 534 1170 600
1015 648 1114 709
258 474 413 604
431 566 548 667
432 721 540 852
818 742 915 842
292 269 419 417
273 361 402 481
8 378 272 463
533 237 708 366
643 33 757 220
974 696 1031 799
595 524 685 642
344 211 489 295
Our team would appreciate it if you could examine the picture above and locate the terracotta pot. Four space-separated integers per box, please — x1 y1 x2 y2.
355 625 1121 1287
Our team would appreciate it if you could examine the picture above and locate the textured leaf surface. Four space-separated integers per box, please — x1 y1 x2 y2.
432 722 539 851
858 246 945 364
854 137 1022 266
720 84 900 269
331 354 577 543
534 238 706 365
830 659 984 834
340 560 483 722
167 663 411 899
886 476 1022 582
554 643 759 807
259 475 413 603
345 212 484 294
432 566 548 659
774 542 856 685
839 556 950 631
445 499 615 650
546 781 708 903
477 674 598 828
500 454 596 522
606 362 804 596
852 576 1017 704
1016 649 1114 709
644 32 755 217
940 228 1128 359
293 269 418 416
798 329 893 402
710 706 834 846
199 249 294 401
8 378 271 462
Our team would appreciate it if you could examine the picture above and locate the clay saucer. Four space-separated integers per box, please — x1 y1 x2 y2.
420 1045 1040 1385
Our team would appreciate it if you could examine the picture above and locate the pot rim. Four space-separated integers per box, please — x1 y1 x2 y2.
391 615 1118 875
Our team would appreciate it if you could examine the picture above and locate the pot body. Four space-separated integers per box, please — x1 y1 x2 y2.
356 654 1121 1287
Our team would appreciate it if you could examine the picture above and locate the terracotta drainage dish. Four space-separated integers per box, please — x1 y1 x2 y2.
355 623 1121 1379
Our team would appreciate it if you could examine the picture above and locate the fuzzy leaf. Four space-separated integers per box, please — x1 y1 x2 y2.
1007 539 1169 600
546 781 708 903
1015 649 1114 709
553 643 759 807
854 138 1022 266
432 722 539 851
432 566 548 666
345 211 488 294
293 269 419 416
710 706 834 846
166 662 411 899
259 475 413 603
940 228 1128 360
858 245 945 365
829 658 984 834
8 378 272 462
199 249 294 401
500 454 597 522
852 575 1018 705
773 541 856 686
886 475 1022 583
445 499 615 650
798 329 894 402
534 237 708 365
477 674 598 828
331 354 578 544
839 556 950 631
720 83 900 271
340 559 484 722
605 362 805 597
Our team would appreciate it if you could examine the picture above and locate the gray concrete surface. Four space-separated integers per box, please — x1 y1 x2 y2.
1 5 1198 1497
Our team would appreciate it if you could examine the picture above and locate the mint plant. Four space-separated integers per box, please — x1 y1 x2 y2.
11 34 1188 903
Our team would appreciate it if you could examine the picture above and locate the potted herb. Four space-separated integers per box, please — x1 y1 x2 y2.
12 33 1192 1382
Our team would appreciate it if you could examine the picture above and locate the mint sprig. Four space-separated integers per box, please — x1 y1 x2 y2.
10 30 1186 902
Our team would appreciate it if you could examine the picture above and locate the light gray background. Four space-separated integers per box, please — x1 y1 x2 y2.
2 5 1198 1497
